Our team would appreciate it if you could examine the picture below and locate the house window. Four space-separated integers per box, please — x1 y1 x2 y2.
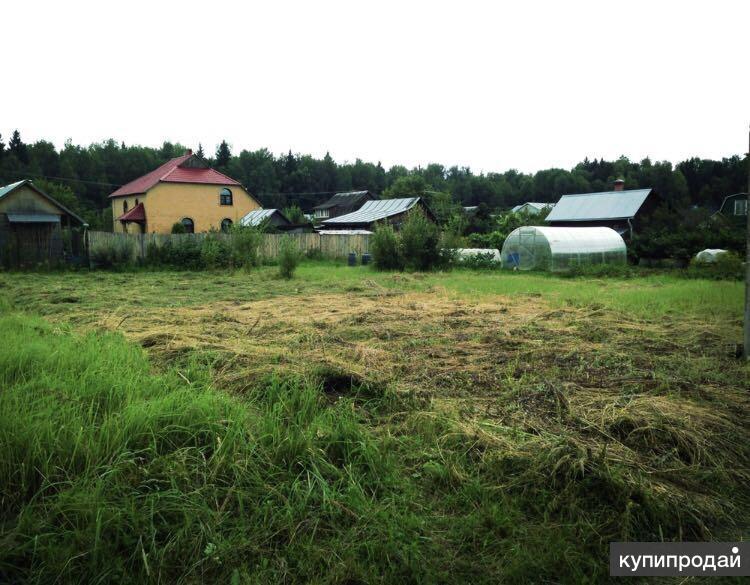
221 218 233 232
135 198 139 206
181 217 195 233
123 200 128 213
220 188 233 206
315 209 330 219
734 199 747 216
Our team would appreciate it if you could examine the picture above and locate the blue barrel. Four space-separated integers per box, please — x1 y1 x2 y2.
348 252 357 266
361 253 372 265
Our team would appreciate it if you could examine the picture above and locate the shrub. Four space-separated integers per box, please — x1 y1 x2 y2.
459 252 501 270
164 238 203 270
399 210 444 271
89 237 135 269
171 221 187 234
229 225 264 269
686 251 744 280
200 232 231 270
278 236 301 279
371 223 403 270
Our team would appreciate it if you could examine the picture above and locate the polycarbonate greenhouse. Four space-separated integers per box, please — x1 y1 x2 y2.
501 226 627 271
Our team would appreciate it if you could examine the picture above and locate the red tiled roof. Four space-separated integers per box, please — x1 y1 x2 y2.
117 202 146 222
109 154 241 198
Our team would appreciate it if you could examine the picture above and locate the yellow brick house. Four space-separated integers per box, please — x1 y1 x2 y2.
109 150 261 233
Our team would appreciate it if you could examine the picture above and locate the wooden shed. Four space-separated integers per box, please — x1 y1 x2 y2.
0 180 86 267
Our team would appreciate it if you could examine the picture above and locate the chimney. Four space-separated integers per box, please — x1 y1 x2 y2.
613 178 625 192
186 149 193 156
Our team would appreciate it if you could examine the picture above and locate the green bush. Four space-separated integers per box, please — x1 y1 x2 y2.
686 251 744 280
371 223 403 270
458 252 501 270
200 232 231 269
399 210 445 271
89 237 135 269
171 221 186 234
229 225 264 269
278 236 301 279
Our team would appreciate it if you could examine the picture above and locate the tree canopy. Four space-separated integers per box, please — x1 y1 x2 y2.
0 129 746 231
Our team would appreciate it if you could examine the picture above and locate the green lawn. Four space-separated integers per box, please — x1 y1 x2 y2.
0 264 747 584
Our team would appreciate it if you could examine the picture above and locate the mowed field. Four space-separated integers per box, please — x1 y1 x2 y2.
0 264 748 584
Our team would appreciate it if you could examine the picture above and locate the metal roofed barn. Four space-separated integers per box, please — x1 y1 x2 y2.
545 187 653 238
320 197 435 230
240 208 291 228
501 226 627 271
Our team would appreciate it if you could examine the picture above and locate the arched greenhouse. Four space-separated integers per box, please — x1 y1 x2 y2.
501 226 627 271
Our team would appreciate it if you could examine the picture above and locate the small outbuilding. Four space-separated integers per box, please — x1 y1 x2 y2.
312 191 377 221
240 209 292 229
545 181 653 239
320 197 435 231
0 180 86 267
501 226 626 271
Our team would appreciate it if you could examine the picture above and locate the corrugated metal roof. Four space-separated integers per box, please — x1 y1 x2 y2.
546 189 651 222
322 197 420 225
240 208 285 227
511 202 553 213
6 212 61 223
0 180 85 224
313 191 373 210
0 180 25 199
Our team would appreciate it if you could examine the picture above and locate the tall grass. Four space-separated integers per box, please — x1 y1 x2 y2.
0 279 747 583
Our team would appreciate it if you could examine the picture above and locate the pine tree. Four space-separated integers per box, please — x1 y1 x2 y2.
0 133 4 160
197 143 205 159
215 141 231 169
9 130 28 164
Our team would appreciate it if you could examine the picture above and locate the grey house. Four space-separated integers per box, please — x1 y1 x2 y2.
312 191 377 221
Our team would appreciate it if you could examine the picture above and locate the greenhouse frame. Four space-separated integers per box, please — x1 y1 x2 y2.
501 226 627 271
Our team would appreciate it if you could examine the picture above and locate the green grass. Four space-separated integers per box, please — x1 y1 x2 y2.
0 306 613 584
1 261 743 321
0 264 747 583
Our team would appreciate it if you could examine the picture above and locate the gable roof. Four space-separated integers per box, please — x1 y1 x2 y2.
546 189 652 222
0 179 85 224
313 190 375 210
117 202 146 222
322 197 427 225
511 202 554 213
717 192 748 214
109 154 241 198
240 208 291 227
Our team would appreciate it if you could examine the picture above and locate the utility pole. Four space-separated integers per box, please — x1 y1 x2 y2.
745 125 750 360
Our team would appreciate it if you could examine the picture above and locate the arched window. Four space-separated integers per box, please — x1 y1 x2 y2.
181 218 195 234
220 188 233 206
221 218 233 232
123 200 129 213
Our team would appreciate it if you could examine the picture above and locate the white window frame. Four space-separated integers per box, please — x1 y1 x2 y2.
734 199 747 216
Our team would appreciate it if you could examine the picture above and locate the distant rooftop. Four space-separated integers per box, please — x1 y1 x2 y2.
546 189 652 222
322 197 422 225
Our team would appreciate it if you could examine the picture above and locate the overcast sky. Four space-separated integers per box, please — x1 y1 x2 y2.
3 0 748 174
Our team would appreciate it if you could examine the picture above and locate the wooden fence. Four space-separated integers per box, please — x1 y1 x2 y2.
87 231 371 261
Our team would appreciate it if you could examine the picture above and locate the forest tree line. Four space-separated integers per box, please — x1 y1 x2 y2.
0 129 746 232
